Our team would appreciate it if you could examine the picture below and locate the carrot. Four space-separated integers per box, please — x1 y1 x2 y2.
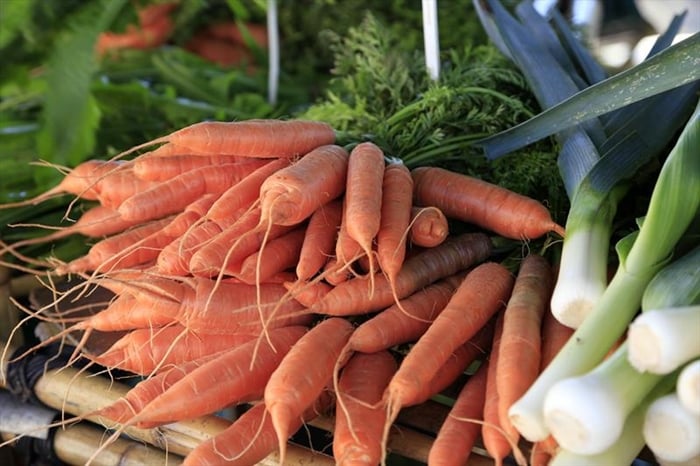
310 232 493 316
376 160 413 294
129 326 308 427
333 351 397 466
235 227 306 285
183 393 333 466
159 193 218 237
540 306 575 370
383 262 513 433
55 216 175 274
496 254 553 440
136 2 178 27
347 273 465 354
296 199 343 281
258 144 349 227
282 280 332 308
428 361 488 466
117 160 268 222
409 206 449 248
88 325 258 375
113 119 336 161
334 200 365 266
203 21 269 48
411 166 565 239
185 34 253 67
132 153 246 181
96 3 174 56
343 142 386 288
264 317 354 464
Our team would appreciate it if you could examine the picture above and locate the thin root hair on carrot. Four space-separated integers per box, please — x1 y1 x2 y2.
446 414 528 466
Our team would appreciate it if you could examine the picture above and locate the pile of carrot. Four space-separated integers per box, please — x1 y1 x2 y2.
1 117 570 465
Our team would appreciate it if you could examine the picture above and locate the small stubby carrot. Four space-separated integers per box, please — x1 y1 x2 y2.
264 317 354 464
132 153 246 181
117 160 268 222
129 326 308 427
296 199 343 281
384 262 513 426
235 227 306 285
343 142 386 284
113 119 337 161
376 159 413 292
88 325 258 375
428 361 488 466
409 206 449 248
259 144 349 227
333 351 397 466
496 254 553 440
411 166 565 240
347 273 465 354
310 232 493 316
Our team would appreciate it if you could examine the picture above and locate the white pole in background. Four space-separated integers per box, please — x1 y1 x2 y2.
267 0 280 105
422 0 440 80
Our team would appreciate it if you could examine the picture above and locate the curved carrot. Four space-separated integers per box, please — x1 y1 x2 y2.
235 227 306 284
412 166 565 239
130 326 307 427
264 317 354 464
132 153 246 181
428 361 488 466
310 232 493 316
496 254 553 439
296 199 343 281
333 351 397 466
409 206 449 248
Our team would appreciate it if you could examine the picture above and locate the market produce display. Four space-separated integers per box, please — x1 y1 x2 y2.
1 1 698 466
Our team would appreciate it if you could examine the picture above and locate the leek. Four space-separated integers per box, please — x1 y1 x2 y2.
508 99 700 442
643 392 700 463
677 360 700 415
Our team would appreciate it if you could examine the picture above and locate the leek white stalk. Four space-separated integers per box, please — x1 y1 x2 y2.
643 392 700 463
543 342 661 454
677 359 700 415
628 306 700 374
508 101 700 442
421 0 440 81
549 372 677 466
266 0 279 105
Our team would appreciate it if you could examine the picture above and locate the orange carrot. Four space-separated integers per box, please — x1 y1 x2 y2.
132 153 246 181
258 144 349 227
117 160 268 222
235 227 306 285
343 142 385 285
310 232 493 316
384 262 513 428
114 119 336 161
409 206 449 248
540 307 575 370
412 166 565 239
159 193 218 237
203 21 269 48
496 254 553 440
130 326 308 427
334 199 365 266
376 160 413 290
88 325 258 375
264 317 354 464
282 280 332 308
333 351 397 466
185 34 253 67
347 273 465 354
296 199 343 281
428 361 488 466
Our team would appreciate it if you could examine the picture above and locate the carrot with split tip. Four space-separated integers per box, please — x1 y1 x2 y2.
383 262 513 434
311 232 493 316
264 317 354 464
376 159 413 297
183 392 334 466
347 272 465 354
333 351 397 466
117 160 268 222
412 166 565 240
296 199 343 281
132 153 247 181
428 361 488 466
258 144 349 227
496 254 553 441
55 216 175 275
129 326 308 427
344 142 385 290
88 325 258 375
235 227 306 285
410 206 449 248
110 119 337 161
